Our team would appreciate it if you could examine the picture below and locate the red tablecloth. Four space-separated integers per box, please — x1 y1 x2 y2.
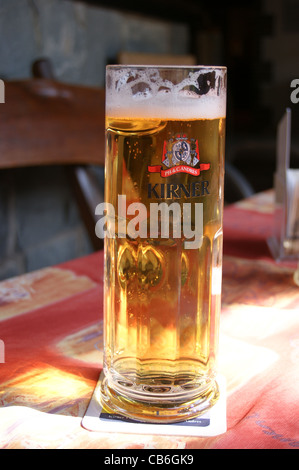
0 190 298 449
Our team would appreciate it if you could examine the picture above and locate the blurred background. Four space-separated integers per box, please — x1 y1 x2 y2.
0 0 299 279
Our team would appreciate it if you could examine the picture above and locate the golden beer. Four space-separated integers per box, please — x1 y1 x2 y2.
100 66 226 422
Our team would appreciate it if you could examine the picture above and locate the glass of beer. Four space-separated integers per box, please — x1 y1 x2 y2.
99 65 227 423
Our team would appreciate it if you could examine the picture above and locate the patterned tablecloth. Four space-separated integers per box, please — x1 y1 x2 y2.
0 190 298 449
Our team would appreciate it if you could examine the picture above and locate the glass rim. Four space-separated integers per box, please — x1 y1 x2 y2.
106 64 227 71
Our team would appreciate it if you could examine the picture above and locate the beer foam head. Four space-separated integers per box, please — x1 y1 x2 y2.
106 66 227 120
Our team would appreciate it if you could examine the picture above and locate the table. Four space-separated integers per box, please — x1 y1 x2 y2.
0 190 298 449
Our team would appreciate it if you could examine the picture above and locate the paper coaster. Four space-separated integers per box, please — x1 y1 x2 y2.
81 373 226 437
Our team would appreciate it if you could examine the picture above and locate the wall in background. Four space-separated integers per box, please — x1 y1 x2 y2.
261 0 299 129
0 0 190 280
0 0 189 85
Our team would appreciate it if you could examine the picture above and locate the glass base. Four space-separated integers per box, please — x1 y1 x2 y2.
99 374 220 424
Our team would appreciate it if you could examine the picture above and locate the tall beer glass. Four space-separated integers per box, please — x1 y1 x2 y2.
100 65 226 423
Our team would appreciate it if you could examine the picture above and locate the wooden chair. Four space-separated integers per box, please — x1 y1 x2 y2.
117 51 197 65
0 63 106 250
